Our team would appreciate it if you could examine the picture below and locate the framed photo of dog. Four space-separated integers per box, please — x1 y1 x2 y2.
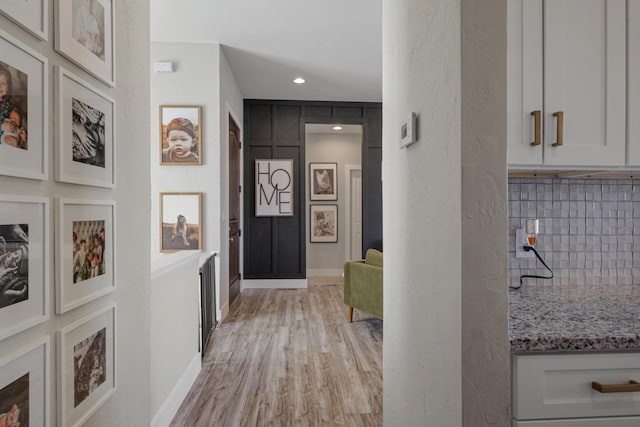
160 192 202 252
159 105 202 165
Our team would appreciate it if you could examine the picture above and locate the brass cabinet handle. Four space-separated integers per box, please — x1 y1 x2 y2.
530 110 541 146
592 380 640 393
552 111 564 147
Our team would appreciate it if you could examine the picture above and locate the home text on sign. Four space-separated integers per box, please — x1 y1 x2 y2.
256 160 292 215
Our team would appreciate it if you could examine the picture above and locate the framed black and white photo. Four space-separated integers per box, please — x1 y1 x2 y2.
55 66 115 188
55 199 115 314
309 162 337 201
58 304 116 427
55 0 115 86
0 29 48 180
255 159 294 217
0 0 48 40
0 336 51 427
310 204 338 243
160 192 202 252
0 195 49 341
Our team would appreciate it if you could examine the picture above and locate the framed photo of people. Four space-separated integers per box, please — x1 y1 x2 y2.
57 304 116 427
309 162 337 201
0 29 48 180
255 159 294 216
55 66 115 188
55 0 115 86
0 336 51 427
160 192 202 252
310 204 338 243
0 195 49 341
159 105 202 165
55 199 115 314
0 0 48 40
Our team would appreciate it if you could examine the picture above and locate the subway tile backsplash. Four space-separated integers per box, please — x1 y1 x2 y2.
509 178 640 286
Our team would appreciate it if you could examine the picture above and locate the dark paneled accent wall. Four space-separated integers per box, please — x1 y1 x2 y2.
244 100 383 279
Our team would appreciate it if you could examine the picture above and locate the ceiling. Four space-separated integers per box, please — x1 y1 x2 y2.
150 0 382 103
305 124 362 135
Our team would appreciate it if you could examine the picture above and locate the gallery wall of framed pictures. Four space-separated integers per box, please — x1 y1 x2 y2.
0 1 120 425
308 162 339 243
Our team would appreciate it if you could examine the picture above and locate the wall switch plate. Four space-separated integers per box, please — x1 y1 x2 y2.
515 228 534 258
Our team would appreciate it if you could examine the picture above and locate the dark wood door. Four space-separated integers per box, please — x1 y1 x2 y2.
229 116 241 304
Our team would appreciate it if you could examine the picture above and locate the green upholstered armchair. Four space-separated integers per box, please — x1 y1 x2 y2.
343 249 383 322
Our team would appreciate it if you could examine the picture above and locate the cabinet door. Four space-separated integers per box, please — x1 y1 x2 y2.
628 1 640 165
507 0 543 166
543 0 626 166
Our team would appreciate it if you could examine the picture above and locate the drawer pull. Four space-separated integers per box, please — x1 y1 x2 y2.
551 111 564 147
530 110 541 146
592 380 640 393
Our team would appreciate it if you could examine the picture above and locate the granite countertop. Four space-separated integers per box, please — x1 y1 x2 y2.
509 285 640 352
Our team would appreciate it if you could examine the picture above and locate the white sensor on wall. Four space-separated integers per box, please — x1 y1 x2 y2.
153 61 174 73
400 112 417 148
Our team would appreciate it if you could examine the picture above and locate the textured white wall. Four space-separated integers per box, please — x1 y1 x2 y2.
382 0 463 424
461 1 510 425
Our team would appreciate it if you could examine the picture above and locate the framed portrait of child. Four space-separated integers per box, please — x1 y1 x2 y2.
159 105 202 166
159 192 202 252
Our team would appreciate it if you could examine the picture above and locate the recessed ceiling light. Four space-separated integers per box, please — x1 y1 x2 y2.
293 77 305 84
333 126 343 131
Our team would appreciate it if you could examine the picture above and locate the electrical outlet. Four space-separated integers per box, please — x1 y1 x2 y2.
515 228 535 258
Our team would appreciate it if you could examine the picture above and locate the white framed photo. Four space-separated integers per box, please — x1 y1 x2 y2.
57 304 116 427
309 162 337 201
0 0 49 40
0 29 48 180
55 199 115 314
255 159 294 217
54 0 115 87
55 66 115 188
0 335 51 427
310 204 338 243
0 195 49 341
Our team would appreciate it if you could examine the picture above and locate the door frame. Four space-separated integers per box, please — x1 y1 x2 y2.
344 164 362 262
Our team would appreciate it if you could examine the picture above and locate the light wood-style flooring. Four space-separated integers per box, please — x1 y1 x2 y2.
170 278 383 427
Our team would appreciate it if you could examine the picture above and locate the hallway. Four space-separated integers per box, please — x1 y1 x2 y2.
170 280 383 426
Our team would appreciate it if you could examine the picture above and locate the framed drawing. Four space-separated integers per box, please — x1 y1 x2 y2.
160 192 202 252
0 29 48 180
309 162 337 201
55 66 115 188
55 199 115 314
0 196 49 341
0 335 51 427
255 159 294 217
310 204 338 243
159 105 202 165
54 0 115 86
0 0 48 40
57 304 116 427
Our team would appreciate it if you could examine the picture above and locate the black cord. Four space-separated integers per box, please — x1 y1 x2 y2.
511 245 554 289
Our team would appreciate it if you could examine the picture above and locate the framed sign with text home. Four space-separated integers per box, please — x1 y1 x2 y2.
255 159 294 217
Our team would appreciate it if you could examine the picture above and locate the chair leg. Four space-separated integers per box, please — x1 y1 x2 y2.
348 306 353 323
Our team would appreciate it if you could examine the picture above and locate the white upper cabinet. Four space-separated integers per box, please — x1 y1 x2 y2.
508 0 627 168
629 2 640 165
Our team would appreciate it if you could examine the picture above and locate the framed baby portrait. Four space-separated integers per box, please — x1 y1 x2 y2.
0 336 51 427
0 29 48 181
159 105 202 165
0 0 49 40
309 162 337 201
160 192 202 252
0 195 49 341
55 66 115 188
55 0 115 87
57 304 116 427
55 198 115 314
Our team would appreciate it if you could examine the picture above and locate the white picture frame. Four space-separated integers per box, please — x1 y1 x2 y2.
310 204 338 243
0 335 51 427
255 159 294 217
55 66 115 188
57 304 116 427
0 195 49 341
0 0 49 40
55 198 115 314
0 29 48 180
54 0 115 87
309 162 338 201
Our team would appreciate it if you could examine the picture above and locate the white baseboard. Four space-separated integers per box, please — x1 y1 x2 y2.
151 352 201 427
218 301 229 322
241 279 308 290
306 269 344 277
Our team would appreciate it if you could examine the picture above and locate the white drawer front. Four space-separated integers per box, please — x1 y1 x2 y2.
513 353 640 420
513 416 640 426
